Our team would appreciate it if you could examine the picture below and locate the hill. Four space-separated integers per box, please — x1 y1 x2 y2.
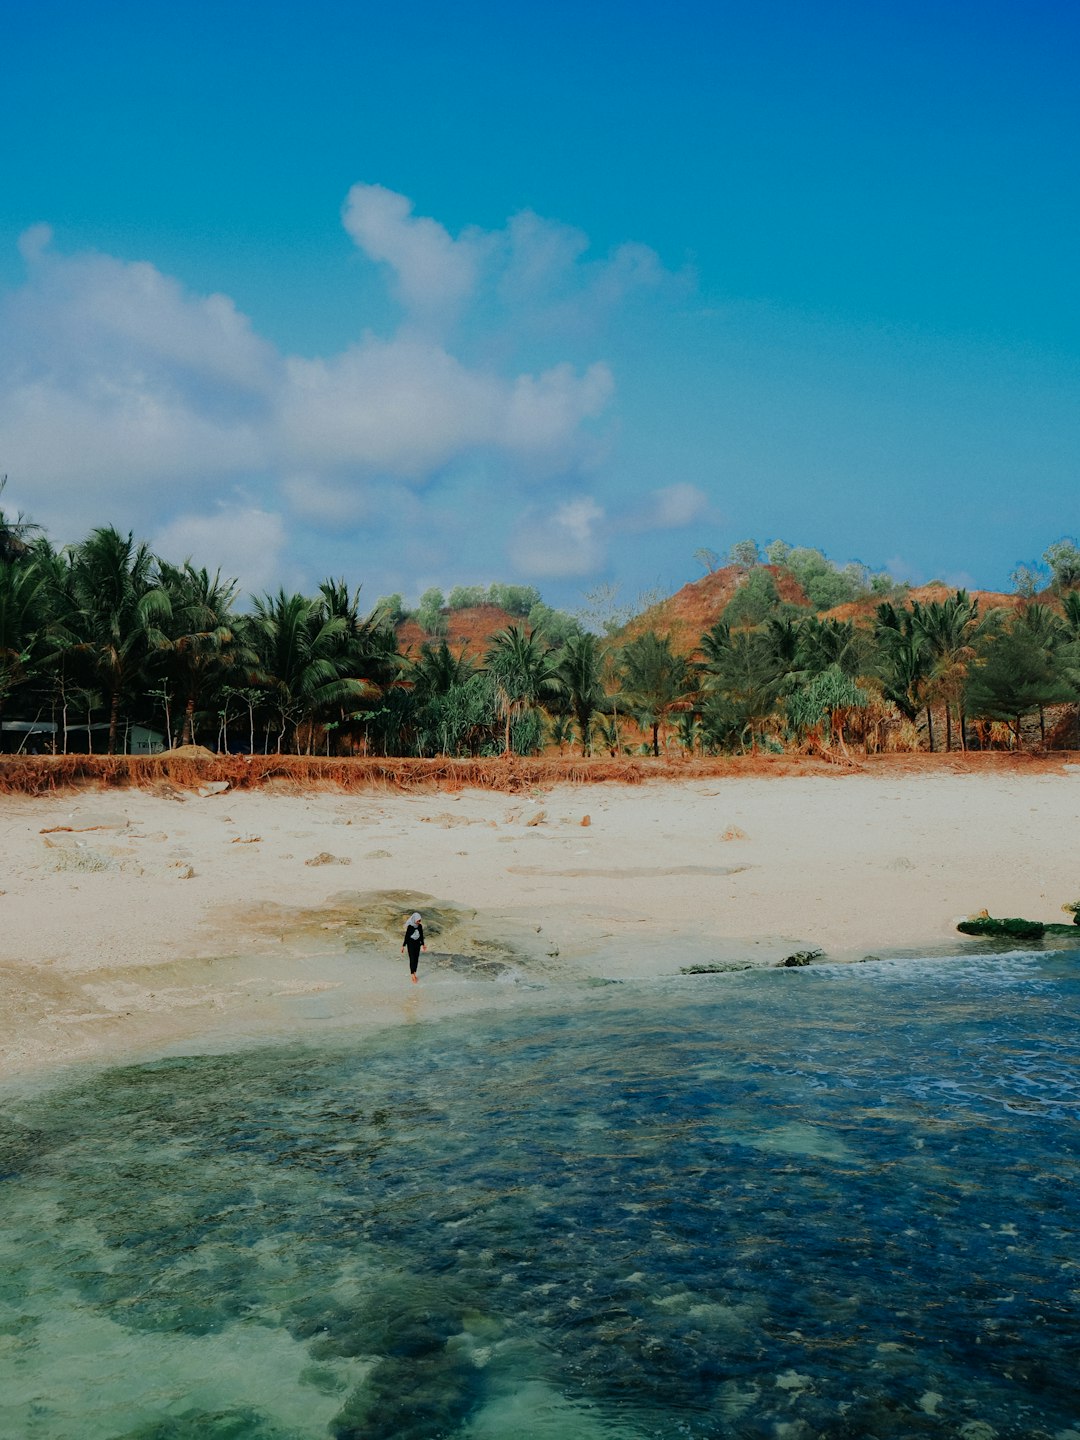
620 565 810 653
618 569 1034 656
395 603 522 658
822 583 1021 624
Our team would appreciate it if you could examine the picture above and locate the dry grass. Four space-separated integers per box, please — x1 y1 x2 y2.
0 748 1075 797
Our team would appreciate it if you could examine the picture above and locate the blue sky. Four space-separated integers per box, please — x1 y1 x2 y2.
2 0 1078 608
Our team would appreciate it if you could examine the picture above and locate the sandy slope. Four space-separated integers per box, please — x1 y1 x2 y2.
2 769 1078 1081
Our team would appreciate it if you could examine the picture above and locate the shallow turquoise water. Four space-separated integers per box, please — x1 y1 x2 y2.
1 951 1078 1439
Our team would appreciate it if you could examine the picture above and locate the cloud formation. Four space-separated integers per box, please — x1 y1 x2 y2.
0 185 683 596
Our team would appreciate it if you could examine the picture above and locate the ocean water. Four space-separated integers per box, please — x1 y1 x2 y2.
1 952 1078 1440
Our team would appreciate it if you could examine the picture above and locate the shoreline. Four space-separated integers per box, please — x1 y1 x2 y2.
3 766 1079 1085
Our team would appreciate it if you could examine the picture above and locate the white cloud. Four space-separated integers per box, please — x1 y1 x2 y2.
342 183 484 323
152 503 287 597
0 188 672 587
509 496 606 578
648 483 708 528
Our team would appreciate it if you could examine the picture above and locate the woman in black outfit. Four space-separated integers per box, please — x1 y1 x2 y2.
401 912 426 983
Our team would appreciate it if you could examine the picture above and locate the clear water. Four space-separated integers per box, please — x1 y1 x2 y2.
1 952 1078 1439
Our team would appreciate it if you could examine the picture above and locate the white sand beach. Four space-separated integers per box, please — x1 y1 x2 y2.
2 768 1077 1081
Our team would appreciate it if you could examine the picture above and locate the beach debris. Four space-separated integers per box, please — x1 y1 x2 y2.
525 809 547 827
580 814 591 826
305 852 352 867
231 835 262 844
1061 900 1080 923
364 849 393 859
421 812 479 828
196 780 230 798
720 826 747 841
171 863 196 879
780 949 823 967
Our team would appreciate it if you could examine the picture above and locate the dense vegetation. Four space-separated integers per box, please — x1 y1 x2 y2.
3 495 1080 759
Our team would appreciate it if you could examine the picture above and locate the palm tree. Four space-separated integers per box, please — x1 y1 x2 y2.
0 555 50 744
316 578 401 752
912 591 981 750
618 630 692 757
874 602 930 728
796 616 866 678
158 562 244 748
247 590 373 752
410 640 477 702
485 624 563 756
701 627 784 752
69 528 172 754
0 477 41 564
556 631 606 754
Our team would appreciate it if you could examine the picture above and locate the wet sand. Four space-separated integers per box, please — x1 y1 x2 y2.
2 769 1078 1080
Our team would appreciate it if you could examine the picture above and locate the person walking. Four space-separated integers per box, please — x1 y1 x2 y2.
401 912 426 983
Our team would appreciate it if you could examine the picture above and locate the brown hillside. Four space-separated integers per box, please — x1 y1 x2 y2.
396 603 523 659
823 584 1023 624
622 565 810 654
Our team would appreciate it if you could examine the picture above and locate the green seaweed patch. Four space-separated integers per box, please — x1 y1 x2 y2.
955 915 1080 941
680 962 757 974
780 949 823 968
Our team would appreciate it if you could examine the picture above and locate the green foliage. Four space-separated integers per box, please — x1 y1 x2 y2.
1044 539 1080 592
618 630 692 756
69 527 173 754
786 664 868 747
485 624 563 754
728 539 761 567
413 673 495 757
701 627 785 750
1010 562 1048 599
447 584 487 610
374 593 407 626
555 630 606 754
765 543 887 610
527 601 582 647
723 568 782 628
415 588 447 637
965 625 1073 743
486 582 541 617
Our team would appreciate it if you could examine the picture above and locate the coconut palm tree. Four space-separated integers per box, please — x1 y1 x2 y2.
0 555 50 744
485 624 563 756
0 478 41 565
874 602 930 727
912 591 981 750
701 627 784 752
69 527 172 754
556 631 606 754
246 590 374 752
617 630 692 757
158 562 245 748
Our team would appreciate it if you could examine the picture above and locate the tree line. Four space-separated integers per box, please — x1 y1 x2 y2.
2 495 1079 758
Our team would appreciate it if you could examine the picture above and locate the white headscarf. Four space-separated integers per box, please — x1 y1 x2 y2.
407 912 422 925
